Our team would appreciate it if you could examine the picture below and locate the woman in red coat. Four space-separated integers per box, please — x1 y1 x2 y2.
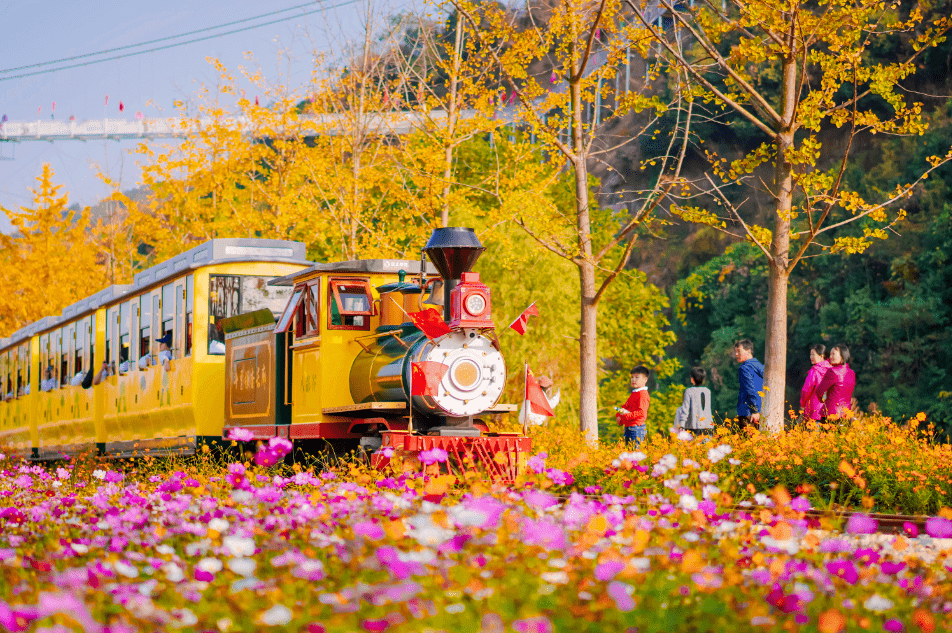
800 344 832 422
816 344 856 420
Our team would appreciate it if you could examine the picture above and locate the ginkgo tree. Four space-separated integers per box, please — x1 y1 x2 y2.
451 0 694 446
0 164 107 334
629 0 952 432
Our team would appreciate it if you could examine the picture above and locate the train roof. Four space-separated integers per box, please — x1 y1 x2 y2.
1 238 310 350
269 258 439 287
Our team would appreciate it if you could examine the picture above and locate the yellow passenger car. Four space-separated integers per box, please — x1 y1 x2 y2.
0 239 309 459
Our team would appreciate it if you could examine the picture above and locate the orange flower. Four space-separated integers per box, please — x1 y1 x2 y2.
913 609 935 632
818 610 846 633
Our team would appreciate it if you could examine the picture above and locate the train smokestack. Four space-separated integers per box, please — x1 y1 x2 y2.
423 227 484 320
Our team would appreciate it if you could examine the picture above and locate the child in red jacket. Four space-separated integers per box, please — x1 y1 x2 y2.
616 365 650 447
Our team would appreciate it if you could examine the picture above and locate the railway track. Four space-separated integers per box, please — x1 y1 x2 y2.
553 494 929 536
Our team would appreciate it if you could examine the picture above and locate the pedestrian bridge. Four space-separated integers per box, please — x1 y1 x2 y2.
0 109 516 144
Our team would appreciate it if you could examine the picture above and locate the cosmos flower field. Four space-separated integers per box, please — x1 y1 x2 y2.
1 417 951 632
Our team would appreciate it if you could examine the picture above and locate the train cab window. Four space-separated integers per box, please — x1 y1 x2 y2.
209 274 293 353
328 279 373 331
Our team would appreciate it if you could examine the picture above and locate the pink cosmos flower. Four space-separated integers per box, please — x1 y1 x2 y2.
594 560 625 581
268 436 293 457
354 522 385 540
419 448 448 465
846 513 877 535
883 619 904 632
903 522 919 537
513 616 555 633
607 581 635 612
825 560 859 585
227 427 255 442
925 517 952 538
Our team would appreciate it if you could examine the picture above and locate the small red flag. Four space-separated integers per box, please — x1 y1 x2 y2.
411 361 448 396
105 95 109 106
119 101 124 112
255 96 260 106
508 302 539 335
408 308 452 340
526 366 554 416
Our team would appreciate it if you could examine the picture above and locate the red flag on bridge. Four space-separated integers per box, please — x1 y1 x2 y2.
408 308 451 340
411 361 448 396
119 101 125 113
525 365 554 416
508 302 539 335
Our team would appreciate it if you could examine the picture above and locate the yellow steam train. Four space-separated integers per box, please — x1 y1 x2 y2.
0 229 529 477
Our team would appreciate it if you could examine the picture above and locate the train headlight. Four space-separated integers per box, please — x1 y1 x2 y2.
464 293 487 317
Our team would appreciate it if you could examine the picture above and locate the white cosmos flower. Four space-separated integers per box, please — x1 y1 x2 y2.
864 595 894 612
223 535 256 557
259 604 292 626
197 558 223 574
227 558 257 577
92 470 106 480
208 518 229 533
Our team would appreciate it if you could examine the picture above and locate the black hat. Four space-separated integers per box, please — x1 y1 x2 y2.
155 332 172 347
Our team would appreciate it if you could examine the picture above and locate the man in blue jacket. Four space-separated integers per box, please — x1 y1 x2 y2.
734 339 764 429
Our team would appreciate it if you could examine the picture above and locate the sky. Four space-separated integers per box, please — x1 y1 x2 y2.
0 0 418 233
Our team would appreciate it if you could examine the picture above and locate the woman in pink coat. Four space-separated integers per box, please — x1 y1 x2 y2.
800 344 831 421
816 344 856 420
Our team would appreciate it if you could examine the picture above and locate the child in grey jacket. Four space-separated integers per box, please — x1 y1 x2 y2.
674 367 714 435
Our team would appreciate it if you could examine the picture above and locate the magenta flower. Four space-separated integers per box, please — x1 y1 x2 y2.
354 522 385 540
790 496 812 512
419 448 448 465
268 436 294 457
227 427 255 442
594 560 625 581
104 471 124 484
925 517 952 538
883 618 904 632
255 448 281 467
607 581 635 612
527 452 548 473
880 561 906 575
903 522 919 538
825 560 859 584
846 513 877 535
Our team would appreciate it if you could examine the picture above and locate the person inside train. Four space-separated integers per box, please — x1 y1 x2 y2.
41 366 56 392
91 360 113 387
118 346 130 374
69 366 86 387
139 333 173 371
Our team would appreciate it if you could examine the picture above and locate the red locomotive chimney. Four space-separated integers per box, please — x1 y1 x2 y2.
423 227 484 320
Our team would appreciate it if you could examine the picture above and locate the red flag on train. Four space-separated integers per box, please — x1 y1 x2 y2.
411 361 447 396
508 302 539 335
525 365 554 416
408 308 451 340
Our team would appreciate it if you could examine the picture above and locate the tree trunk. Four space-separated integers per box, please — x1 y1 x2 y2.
441 16 463 228
570 26 598 447
762 43 798 433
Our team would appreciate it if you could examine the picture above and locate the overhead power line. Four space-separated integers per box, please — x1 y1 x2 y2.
0 2 327 75
0 0 356 82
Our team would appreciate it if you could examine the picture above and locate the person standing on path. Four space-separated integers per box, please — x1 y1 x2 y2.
673 367 714 436
800 344 832 423
734 340 764 429
816 344 856 421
